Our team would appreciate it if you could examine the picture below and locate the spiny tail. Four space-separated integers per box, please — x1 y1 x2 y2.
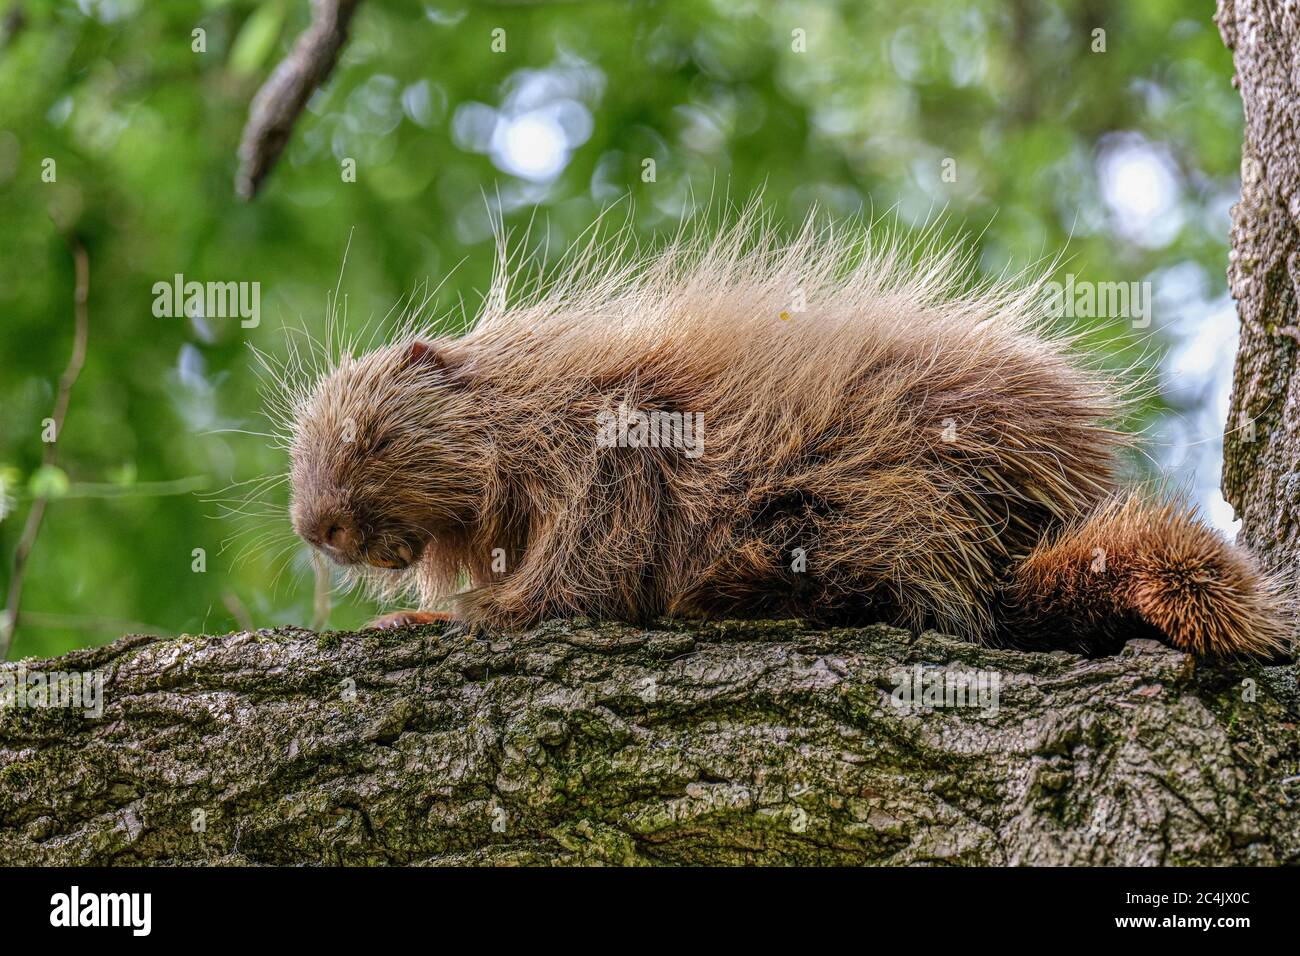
1003 495 1293 659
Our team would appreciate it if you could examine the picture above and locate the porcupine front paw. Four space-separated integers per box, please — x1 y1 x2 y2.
367 610 457 630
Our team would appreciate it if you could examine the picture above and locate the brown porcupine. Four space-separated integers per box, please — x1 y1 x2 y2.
273 213 1292 659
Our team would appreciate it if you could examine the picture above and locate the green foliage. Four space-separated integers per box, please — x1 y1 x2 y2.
0 0 1241 657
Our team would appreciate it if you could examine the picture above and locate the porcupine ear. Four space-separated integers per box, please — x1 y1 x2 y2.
406 340 450 371
403 339 474 389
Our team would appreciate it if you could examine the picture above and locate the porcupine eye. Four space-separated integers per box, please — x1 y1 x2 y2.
369 434 393 457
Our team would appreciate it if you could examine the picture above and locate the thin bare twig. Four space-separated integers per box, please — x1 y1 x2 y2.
7 476 209 501
235 0 363 200
1 232 90 660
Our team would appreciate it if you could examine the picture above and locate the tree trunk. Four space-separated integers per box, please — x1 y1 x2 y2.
1 620 1296 865
1217 0 1300 578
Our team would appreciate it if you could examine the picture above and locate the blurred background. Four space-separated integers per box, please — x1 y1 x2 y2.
0 0 1244 658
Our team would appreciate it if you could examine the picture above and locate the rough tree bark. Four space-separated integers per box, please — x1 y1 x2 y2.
1217 1 1300 579
1 620 1297 865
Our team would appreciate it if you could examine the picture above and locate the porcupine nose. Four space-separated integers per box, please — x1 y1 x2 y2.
318 515 359 555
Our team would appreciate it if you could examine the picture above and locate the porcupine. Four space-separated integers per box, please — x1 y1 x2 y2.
278 213 1291 659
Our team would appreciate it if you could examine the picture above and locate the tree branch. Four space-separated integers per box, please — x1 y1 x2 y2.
1 619 1296 865
1217 0 1300 578
235 0 362 200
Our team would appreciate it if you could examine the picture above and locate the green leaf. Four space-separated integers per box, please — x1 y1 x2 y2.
28 464 70 499
229 1 287 77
